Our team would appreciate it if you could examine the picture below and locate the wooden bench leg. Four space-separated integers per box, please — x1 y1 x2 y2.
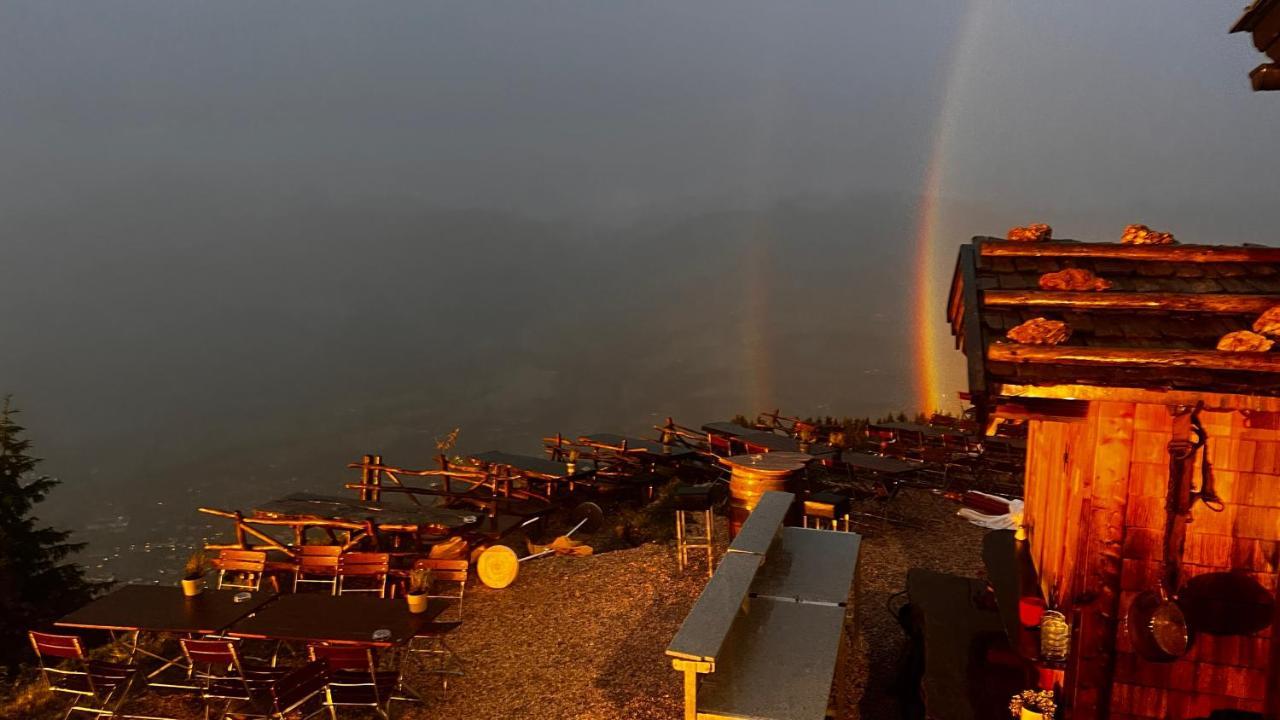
671 659 712 720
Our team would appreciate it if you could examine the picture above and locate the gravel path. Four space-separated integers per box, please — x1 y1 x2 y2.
8 488 990 720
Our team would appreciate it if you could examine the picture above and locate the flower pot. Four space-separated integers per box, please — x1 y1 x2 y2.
1020 708 1045 720
181 578 204 597
406 593 429 614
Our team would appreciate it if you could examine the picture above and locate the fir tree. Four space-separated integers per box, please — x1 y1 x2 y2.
0 396 100 670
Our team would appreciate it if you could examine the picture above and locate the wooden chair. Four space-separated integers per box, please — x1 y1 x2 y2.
216 549 267 592
412 558 468 621
181 637 324 720
29 631 137 719
293 545 342 595
405 558 468 689
336 552 390 598
308 644 399 720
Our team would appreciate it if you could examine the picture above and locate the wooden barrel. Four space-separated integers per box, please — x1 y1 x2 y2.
719 452 811 537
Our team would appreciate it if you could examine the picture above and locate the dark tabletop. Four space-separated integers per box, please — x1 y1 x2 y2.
56 585 277 635
253 492 479 530
579 433 695 458
227 593 445 647
874 422 968 438
840 452 919 475
468 451 590 480
701 422 754 437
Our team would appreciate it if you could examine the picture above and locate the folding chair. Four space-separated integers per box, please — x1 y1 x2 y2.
293 545 342 595
216 549 267 592
404 559 466 689
335 552 390 597
308 644 399 720
181 637 289 719
233 661 328 720
29 631 138 719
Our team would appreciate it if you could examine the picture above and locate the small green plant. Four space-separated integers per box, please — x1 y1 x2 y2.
183 549 209 581
407 568 432 596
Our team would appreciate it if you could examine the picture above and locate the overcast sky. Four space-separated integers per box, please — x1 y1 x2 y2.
2 3 1278 545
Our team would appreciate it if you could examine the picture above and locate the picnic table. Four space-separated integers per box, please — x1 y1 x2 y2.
668 491 860 720
254 492 480 531
227 593 444 648
56 585 277 678
468 451 593 482
577 432 696 459
840 452 918 476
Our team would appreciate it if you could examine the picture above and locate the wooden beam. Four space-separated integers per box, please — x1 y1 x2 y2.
987 344 1280 373
977 239 1280 264
983 290 1280 314
994 382 1280 412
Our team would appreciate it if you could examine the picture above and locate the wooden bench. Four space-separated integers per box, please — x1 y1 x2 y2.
666 491 861 720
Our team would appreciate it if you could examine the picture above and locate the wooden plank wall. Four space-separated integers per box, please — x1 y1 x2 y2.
1025 417 1095 605
1106 406 1279 720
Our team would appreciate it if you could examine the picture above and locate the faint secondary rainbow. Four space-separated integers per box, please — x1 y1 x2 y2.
911 0 986 414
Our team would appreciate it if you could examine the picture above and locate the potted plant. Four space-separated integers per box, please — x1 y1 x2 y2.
1009 690 1056 720
182 549 209 597
406 568 432 614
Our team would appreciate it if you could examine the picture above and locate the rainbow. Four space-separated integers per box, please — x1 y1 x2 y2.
911 0 987 414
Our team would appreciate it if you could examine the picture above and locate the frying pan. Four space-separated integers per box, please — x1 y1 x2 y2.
1127 413 1204 662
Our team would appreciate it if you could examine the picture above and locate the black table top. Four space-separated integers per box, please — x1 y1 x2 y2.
227 593 445 647
873 422 967 438
579 433 695 458
840 452 919 475
469 451 591 479
56 585 277 635
253 492 480 530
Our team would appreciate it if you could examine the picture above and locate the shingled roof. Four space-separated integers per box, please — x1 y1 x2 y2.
947 237 1280 410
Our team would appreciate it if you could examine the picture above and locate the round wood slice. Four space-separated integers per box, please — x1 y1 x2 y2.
477 545 520 589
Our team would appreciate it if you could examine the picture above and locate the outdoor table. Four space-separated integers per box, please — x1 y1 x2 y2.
56 585 277 678
840 452 918 475
468 450 592 481
578 432 695 459
874 421 965 437
227 593 444 648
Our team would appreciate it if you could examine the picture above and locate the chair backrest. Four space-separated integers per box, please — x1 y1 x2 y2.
336 552 389 596
308 644 377 673
294 545 342 593
413 558 468 620
217 549 266 591
269 661 328 716
29 631 85 661
180 637 241 669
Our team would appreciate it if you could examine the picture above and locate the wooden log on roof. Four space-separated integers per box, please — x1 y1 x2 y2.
977 239 1280 263
987 344 1280 373
983 290 1280 314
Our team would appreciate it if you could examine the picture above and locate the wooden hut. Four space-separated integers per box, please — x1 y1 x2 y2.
948 235 1280 719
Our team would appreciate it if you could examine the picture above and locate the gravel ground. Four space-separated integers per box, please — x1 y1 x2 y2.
7 488 989 720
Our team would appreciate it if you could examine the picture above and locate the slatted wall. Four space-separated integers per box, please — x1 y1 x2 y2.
1023 402 1280 719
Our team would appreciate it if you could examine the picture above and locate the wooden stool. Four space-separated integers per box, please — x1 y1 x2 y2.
803 490 851 531
673 484 717 577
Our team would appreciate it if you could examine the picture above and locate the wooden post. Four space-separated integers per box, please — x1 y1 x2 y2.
233 511 247 549
359 454 374 502
371 454 383 503
1069 401 1134 719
